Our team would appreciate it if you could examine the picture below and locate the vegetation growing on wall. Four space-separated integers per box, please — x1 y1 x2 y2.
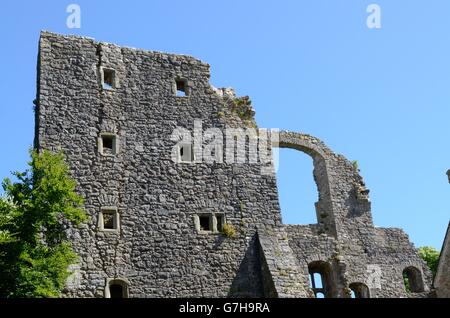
222 223 237 239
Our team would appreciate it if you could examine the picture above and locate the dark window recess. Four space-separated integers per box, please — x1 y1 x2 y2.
103 69 115 89
349 283 370 298
102 135 114 154
403 267 424 293
216 215 224 232
176 79 187 97
103 211 115 229
109 284 123 298
199 215 211 231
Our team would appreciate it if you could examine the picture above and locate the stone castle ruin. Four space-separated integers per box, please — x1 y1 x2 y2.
35 31 434 298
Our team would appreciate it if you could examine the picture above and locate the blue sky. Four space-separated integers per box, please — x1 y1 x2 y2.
0 1 448 249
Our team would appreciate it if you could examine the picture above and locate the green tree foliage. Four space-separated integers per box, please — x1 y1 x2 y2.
0 150 87 297
418 246 440 278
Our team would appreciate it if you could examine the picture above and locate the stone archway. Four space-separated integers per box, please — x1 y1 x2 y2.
275 131 336 236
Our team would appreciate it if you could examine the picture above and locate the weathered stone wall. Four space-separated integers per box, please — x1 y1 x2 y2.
435 175 450 298
257 226 310 297
277 132 433 298
435 223 450 298
36 31 433 298
36 31 282 297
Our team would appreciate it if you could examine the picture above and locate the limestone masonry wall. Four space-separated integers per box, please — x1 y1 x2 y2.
35 31 433 298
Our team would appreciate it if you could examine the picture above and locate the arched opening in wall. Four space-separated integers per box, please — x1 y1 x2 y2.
308 261 333 298
403 267 424 293
275 148 319 224
105 279 129 298
349 282 370 298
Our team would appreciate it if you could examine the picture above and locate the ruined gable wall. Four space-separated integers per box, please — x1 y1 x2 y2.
36 31 432 298
278 132 432 298
36 31 285 297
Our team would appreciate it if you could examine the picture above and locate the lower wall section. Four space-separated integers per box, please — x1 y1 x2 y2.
285 225 434 298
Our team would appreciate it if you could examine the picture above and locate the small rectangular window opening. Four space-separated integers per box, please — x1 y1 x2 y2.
176 79 187 97
103 69 115 89
102 135 114 151
199 215 211 231
102 210 116 230
101 135 116 155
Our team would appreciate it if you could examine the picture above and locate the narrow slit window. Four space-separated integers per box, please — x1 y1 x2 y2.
216 215 224 232
176 79 187 97
103 69 115 89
